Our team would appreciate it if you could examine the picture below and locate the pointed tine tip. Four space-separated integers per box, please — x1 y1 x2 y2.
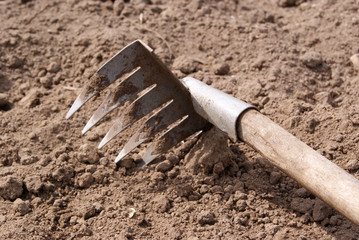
98 119 124 149
65 88 96 120
98 135 109 149
136 160 146 167
114 131 147 163
114 149 126 163
65 98 82 119
141 144 160 166
81 119 93 135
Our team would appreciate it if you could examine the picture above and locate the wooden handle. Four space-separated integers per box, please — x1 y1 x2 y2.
237 109 359 225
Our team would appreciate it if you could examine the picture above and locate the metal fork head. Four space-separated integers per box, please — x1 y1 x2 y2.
66 40 209 166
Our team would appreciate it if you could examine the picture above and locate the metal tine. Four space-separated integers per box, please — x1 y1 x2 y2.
82 67 149 134
66 40 152 119
139 114 205 166
98 84 156 149
98 82 174 149
115 99 184 163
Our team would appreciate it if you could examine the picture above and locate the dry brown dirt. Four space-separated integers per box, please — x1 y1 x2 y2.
1 0 359 239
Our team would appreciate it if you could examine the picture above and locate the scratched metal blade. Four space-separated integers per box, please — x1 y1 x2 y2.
82 68 150 134
115 100 182 163
98 84 172 149
66 89 97 119
140 114 205 166
66 40 153 119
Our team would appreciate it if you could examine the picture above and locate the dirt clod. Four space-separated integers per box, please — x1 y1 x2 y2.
20 155 39 165
76 173 94 188
13 198 30 215
151 195 171 213
47 61 61 73
24 175 43 194
18 89 41 108
300 51 323 68
78 144 99 164
213 62 230 75
185 127 235 175
87 73 110 93
312 199 332 222
0 176 23 201
52 165 74 183
344 159 359 171
118 158 134 169
197 210 215 225
8 55 24 68
176 184 193 197
290 197 314 214
39 76 53 89
269 171 282 185
155 160 172 172
172 55 200 74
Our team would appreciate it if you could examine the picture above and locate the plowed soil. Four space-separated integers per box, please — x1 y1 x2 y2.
1 0 359 239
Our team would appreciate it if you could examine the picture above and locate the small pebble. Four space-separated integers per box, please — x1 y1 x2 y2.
350 54 359 70
29 132 37 140
37 69 47 78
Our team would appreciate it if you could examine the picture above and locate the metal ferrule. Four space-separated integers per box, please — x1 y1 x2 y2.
181 77 254 141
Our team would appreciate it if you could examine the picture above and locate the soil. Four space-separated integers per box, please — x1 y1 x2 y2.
1 0 359 239
87 73 110 93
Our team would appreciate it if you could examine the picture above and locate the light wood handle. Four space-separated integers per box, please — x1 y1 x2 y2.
237 109 359 225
